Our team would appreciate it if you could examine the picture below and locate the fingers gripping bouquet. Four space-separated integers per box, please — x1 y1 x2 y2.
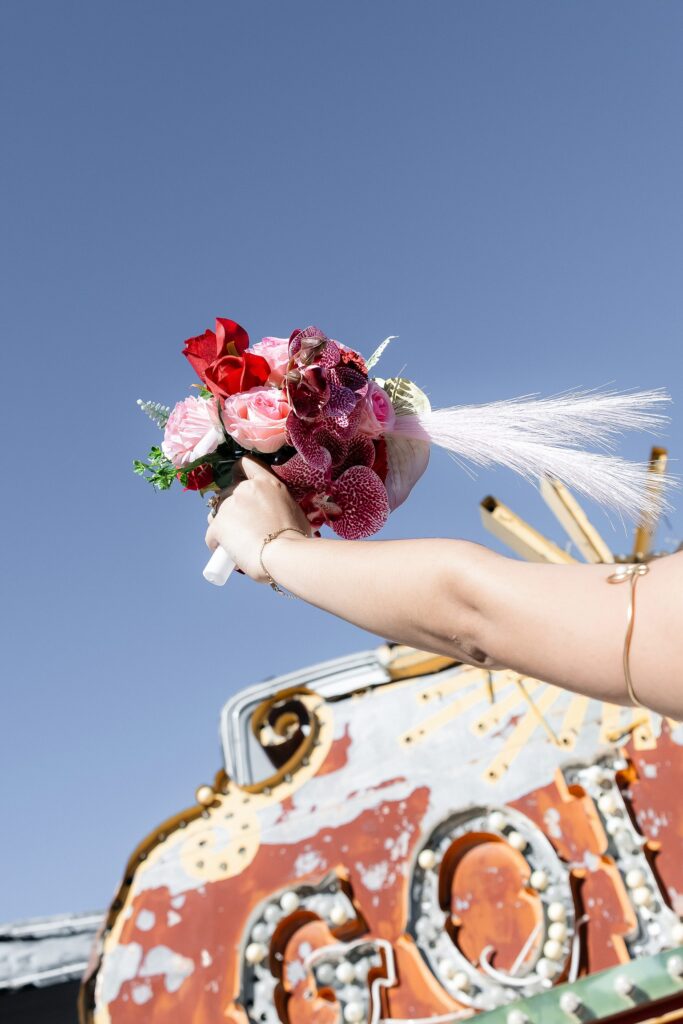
136 316 673 586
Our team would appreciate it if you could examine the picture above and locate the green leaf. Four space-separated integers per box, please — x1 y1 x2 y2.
366 335 397 371
191 383 213 399
132 446 179 491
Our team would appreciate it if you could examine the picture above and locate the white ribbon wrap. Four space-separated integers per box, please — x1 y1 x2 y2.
203 547 235 586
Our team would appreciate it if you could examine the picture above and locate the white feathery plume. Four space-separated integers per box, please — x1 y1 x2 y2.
390 388 675 520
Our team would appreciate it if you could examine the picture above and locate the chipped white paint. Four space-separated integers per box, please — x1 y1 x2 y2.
139 945 194 994
285 958 307 986
294 849 326 877
543 807 562 840
131 982 152 1005
135 910 155 932
98 942 142 1005
356 860 389 892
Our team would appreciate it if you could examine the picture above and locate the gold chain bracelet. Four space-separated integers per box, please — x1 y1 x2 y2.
606 562 650 708
259 528 307 597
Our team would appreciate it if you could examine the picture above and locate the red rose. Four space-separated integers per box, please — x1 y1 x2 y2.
182 463 215 491
183 318 249 379
183 317 270 398
204 350 270 398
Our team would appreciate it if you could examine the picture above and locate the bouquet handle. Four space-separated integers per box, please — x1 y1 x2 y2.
203 546 235 586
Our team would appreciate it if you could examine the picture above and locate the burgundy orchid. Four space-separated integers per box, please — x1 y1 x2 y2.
274 431 390 539
284 326 370 472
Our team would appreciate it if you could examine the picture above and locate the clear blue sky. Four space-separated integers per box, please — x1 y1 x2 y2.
1 2 681 922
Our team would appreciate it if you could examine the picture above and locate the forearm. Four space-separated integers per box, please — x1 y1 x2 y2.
266 535 683 718
265 535 617 690
265 534 494 661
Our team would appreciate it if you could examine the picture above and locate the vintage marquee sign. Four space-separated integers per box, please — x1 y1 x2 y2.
82 645 683 1024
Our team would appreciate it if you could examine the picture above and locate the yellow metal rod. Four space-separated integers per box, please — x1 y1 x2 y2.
632 447 668 561
540 477 613 564
480 496 576 564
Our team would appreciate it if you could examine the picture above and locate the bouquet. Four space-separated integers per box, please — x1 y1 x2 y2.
135 317 672 586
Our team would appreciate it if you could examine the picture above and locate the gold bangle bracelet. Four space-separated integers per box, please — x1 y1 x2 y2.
259 528 307 598
606 562 650 708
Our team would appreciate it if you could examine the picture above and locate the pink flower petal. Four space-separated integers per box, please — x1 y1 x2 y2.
329 465 389 539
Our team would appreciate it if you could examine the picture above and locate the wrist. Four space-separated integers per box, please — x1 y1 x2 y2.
259 528 309 592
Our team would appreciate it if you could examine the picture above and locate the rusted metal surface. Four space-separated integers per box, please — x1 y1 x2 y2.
84 650 683 1024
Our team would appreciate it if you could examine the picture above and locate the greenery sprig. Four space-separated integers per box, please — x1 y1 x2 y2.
133 446 181 490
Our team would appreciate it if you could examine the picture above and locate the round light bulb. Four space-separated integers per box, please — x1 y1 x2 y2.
343 1002 364 1023
598 793 618 815
316 963 335 985
548 902 567 922
336 962 356 985
280 891 300 913
559 991 582 1015
195 784 215 807
245 942 267 965
530 870 548 891
667 955 683 980
632 886 653 907
330 904 349 926
508 830 527 851
536 957 557 979
625 868 645 889
418 849 437 870
613 974 633 997
439 959 457 979
548 921 567 942
488 811 506 831
543 939 563 961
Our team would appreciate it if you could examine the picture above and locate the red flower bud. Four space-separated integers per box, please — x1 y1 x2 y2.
182 463 215 491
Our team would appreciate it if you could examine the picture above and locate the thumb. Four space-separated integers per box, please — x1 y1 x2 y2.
239 455 274 481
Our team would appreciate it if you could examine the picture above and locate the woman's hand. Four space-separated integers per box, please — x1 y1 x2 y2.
204 457 312 581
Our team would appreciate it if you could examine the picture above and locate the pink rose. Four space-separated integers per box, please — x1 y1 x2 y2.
355 382 396 438
162 396 222 468
250 336 291 387
221 386 290 454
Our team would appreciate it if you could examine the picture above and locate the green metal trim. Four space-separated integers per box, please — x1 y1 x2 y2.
478 947 683 1024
